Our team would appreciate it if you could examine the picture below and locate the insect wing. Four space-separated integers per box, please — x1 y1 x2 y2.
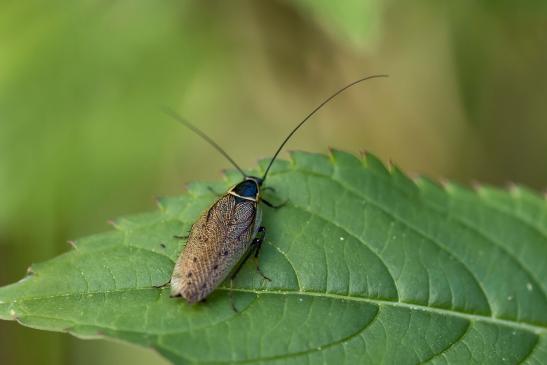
170 194 258 303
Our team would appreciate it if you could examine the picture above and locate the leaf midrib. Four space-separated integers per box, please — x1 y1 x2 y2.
225 288 546 334
2 286 545 334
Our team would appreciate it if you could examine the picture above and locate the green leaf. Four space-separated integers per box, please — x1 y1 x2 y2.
1 150 546 364
291 0 382 48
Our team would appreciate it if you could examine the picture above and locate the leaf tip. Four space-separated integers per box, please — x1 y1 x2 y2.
413 175 441 190
182 182 195 197
405 169 420 179
327 147 337 163
438 177 452 190
286 149 300 165
358 149 369 164
506 181 518 189
106 219 122 230
471 180 483 192
506 182 522 197
327 146 337 155
388 160 404 175
154 196 165 210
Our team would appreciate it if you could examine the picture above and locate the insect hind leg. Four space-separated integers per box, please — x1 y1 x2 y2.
251 226 271 281
154 281 171 289
262 199 287 209
228 226 271 312
228 245 255 313
229 278 238 313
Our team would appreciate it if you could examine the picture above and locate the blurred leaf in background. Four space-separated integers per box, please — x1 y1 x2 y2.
448 1 547 184
292 0 382 48
0 1 545 364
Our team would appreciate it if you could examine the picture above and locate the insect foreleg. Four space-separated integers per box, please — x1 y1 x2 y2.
174 225 192 240
251 226 271 281
154 281 171 289
262 199 287 209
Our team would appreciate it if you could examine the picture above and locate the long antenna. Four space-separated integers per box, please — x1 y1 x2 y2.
163 107 247 177
261 74 388 182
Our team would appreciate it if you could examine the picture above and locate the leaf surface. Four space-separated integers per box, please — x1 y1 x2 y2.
1 151 546 364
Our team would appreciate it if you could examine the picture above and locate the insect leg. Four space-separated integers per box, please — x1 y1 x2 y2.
174 223 194 239
227 247 255 312
229 278 238 312
230 248 255 281
251 227 271 281
262 186 276 193
262 199 287 209
227 225 273 311
154 282 171 289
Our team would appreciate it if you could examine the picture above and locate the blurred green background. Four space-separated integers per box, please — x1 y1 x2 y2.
1 1 546 364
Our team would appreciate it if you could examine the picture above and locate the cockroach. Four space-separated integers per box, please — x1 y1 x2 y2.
165 75 387 310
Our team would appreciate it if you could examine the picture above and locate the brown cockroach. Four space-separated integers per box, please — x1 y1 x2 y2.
165 75 387 310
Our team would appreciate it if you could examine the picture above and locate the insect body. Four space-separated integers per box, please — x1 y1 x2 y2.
170 177 266 304
165 74 387 307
